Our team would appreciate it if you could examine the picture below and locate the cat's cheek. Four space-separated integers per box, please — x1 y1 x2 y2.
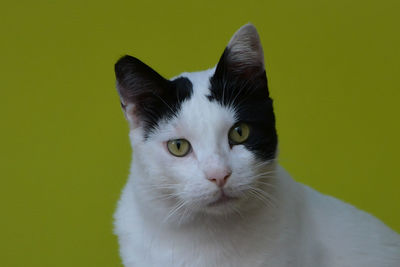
230 144 256 167
182 179 217 200
227 145 258 189
162 153 202 189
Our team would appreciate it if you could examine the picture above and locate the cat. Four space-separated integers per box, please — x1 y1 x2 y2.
113 24 400 267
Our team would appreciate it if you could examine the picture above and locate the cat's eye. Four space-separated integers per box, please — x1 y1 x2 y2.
167 139 191 157
228 123 250 145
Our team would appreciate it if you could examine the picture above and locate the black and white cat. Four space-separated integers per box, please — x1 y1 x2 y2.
113 24 400 267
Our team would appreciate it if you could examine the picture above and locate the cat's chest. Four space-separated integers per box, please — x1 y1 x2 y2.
126 233 273 267
119 221 303 267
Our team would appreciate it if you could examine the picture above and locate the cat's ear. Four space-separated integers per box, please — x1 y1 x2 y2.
215 23 265 79
114 55 170 128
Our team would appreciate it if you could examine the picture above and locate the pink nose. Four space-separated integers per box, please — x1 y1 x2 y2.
207 172 231 188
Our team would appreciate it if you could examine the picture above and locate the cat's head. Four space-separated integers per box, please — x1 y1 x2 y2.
115 24 278 221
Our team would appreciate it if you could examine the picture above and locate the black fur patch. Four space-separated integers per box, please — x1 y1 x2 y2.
208 48 278 160
115 55 193 139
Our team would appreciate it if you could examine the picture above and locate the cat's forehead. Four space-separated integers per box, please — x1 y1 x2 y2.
168 68 236 137
173 67 216 96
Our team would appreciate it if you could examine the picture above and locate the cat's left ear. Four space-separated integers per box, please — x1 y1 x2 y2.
114 55 170 128
214 23 265 79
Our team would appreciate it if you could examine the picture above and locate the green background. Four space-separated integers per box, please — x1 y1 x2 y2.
1 0 399 266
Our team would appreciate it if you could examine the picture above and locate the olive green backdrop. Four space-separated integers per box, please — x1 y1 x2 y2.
1 0 399 266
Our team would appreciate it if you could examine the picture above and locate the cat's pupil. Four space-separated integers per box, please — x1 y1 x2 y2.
176 141 181 150
236 127 242 136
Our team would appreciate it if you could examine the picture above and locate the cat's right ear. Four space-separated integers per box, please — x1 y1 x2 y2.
214 23 265 80
114 55 169 128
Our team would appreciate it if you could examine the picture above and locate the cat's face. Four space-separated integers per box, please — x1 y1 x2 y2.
115 24 277 220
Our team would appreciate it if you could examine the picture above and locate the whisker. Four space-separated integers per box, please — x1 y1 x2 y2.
247 190 270 207
232 206 244 219
248 186 277 209
163 200 186 223
147 193 180 202
254 181 277 189
152 93 176 114
139 184 177 190
177 205 192 226
252 161 277 170
250 171 276 179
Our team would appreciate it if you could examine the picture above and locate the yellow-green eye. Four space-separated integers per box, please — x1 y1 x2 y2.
229 123 250 144
167 139 191 157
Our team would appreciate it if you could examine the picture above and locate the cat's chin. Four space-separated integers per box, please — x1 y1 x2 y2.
201 192 243 216
207 194 238 207
203 200 241 215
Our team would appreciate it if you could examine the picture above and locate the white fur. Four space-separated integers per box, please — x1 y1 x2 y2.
114 24 400 266
114 67 400 267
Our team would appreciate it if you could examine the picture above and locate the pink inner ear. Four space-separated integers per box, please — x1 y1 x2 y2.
123 104 141 129
226 23 265 71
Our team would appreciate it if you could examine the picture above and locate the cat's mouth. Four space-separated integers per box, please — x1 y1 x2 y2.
207 191 238 207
